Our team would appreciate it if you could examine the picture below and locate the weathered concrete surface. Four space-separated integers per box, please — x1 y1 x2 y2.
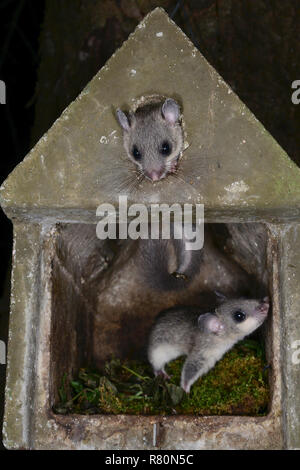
279 224 300 449
1 8 300 220
31 414 282 450
2 223 44 449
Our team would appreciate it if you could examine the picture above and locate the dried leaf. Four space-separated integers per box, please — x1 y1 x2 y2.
166 383 184 405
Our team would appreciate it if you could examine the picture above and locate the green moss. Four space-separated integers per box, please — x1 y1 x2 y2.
54 339 269 416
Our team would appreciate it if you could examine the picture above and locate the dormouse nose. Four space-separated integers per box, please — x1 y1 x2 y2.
146 170 163 181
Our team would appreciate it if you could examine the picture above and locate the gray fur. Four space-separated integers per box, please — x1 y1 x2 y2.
116 98 184 181
148 297 269 393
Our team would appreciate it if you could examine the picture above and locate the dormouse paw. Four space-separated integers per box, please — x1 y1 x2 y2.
155 370 171 380
181 381 191 394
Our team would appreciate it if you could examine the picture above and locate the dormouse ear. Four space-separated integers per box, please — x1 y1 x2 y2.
116 109 131 132
198 313 224 335
161 98 180 124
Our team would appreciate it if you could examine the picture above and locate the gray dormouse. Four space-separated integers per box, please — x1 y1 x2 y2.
117 98 184 182
148 296 269 393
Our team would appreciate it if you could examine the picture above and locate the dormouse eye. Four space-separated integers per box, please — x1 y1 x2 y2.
160 141 172 156
233 310 246 322
132 145 142 160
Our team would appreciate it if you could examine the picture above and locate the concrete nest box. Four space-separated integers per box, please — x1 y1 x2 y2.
1 8 300 450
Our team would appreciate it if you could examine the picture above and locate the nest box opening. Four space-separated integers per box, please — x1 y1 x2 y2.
49 221 274 417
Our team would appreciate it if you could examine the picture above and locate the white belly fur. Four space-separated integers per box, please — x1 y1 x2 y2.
150 343 183 371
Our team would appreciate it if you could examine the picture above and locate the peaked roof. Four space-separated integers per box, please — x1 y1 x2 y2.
1 7 300 220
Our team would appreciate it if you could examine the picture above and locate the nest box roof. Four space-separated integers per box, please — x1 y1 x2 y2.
1 8 300 220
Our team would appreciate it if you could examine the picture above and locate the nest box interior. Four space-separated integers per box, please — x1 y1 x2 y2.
49 221 274 414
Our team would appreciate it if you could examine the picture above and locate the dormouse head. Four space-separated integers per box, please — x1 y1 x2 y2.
116 98 184 182
198 297 269 341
